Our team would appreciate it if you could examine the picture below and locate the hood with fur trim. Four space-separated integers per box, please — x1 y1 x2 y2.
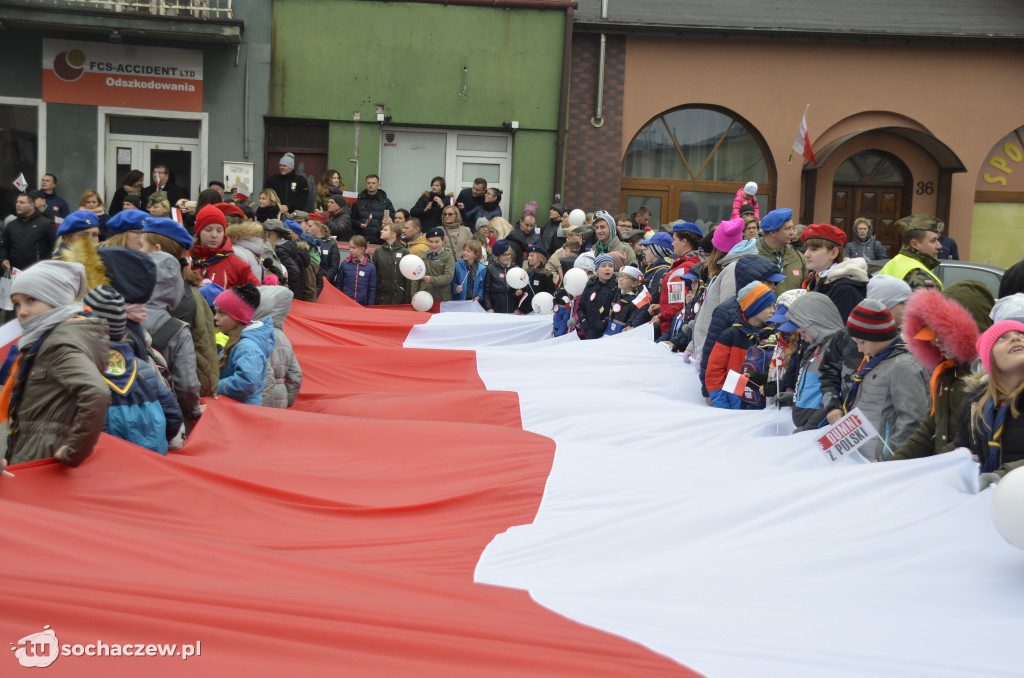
827 257 869 283
903 280 994 369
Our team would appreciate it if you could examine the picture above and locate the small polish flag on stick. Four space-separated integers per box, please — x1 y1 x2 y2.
790 104 817 164
723 370 750 397
631 285 652 309
12 173 27 192
342 190 358 204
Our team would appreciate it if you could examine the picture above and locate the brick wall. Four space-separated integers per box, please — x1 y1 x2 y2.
563 34 625 212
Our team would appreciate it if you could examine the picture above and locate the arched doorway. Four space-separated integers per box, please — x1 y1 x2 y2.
971 125 1024 268
621 105 775 231
830 150 911 256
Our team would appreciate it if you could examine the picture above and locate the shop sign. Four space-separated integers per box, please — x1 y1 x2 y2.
43 39 203 113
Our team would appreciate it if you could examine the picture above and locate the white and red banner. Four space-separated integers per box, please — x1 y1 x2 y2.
792 103 817 163
1 285 1017 677
815 407 879 463
43 39 203 112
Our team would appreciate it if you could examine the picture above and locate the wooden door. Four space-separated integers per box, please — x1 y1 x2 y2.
832 185 903 257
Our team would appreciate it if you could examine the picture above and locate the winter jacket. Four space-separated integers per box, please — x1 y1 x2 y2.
643 257 672 310
659 251 700 335
540 219 567 255
590 233 638 267
706 320 771 409
192 237 262 289
218 320 275 406
335 254 377 306
803 258 868 322
103 339 183 455
731 188 758 220
371 239 411 305
351 189 396 244
756 238 806 295
938 236 959 261
442 224 473 258
892 281 994 460
524 265 557 305
506 227 537 267
1 210 56 270
325 207 354 242
255 287 302 409
255 205 282 223
877 248 942 291
818 330 864 415
227 221 267 282
265 172 310 213
845 227 888 260
42 190 70 219
411 191 453 231
143 252 203 420
403 233 429 257
785 292 847 430
274 238 313 302
482 260 520 314
4 316 110 467
577 275 619 339
170 286 219 397
954 378 1024 479
464 202 502 226
842 341 930 461
692 243 765 358
453 259 487 301
314 238 340 297
410 249 456 302
603 287 652 335
455 187 485 225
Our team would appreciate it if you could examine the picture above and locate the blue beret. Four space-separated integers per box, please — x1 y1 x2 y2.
671 221 703 237
142 217 194 250
284 219 304 235
56 210 100 237
426 227 445 239
760 208 793 232
492 239 510 256
106 209 148 235
528 244 549 258
644 232 674 249
198 281 225 308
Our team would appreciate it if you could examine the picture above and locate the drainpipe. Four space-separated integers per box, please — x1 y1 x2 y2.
553 5 573 200
591 0 607 128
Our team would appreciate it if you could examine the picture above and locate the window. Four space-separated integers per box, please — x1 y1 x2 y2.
621 106 775 230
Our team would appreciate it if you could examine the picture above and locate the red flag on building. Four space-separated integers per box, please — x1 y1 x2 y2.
792 104 817 163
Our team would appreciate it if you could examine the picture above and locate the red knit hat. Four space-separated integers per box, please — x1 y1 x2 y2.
847 299 898 342
214 283 260 325
801 223 846 248
195 204 227 232
976 319 1024 374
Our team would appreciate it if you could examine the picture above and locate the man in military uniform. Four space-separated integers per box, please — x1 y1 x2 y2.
876 214 943 290
756 207 806 294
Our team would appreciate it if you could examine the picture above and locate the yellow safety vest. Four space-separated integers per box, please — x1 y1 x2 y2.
877 253 942 289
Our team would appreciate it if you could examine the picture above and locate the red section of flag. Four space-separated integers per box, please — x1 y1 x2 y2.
632 286 652 309
0 292 697 677
792 105 817 164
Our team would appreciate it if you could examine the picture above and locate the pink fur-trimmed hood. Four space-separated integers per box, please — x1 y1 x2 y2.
903 281 994 369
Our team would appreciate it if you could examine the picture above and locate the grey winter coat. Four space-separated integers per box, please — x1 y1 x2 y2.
255 286 302 409
143 252 203 420
845 344 930 461
845 226 888 260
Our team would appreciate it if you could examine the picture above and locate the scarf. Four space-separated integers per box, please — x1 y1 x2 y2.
594 234 619 255
19 302 85 347
980 397 1013 473
126 303 147 324
928 359 957 416
125 186 141 196
843 338 904 412
193 252 231 277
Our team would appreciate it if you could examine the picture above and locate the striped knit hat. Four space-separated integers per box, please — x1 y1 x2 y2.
847 299 898 342
737 282 775 321
594 253 615 270
83 284 127 340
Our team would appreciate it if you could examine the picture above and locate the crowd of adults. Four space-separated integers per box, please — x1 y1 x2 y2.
1 157 1021 495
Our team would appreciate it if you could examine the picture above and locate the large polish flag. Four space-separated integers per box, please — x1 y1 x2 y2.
1 284 1019 677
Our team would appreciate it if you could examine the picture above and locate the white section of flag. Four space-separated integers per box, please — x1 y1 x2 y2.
723 369 749 396
792 104 817 163
632 286 652 309
12 173 27 192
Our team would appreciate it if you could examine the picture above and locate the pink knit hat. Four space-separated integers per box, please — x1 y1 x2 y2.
976 319 1024 374
214 283 260 325
711 217 745 253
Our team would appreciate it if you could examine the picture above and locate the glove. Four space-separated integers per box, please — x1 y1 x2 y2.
566 318 577 329
746 371 767 387
979 472 1001 492
762 380 780 398
775 392 794 407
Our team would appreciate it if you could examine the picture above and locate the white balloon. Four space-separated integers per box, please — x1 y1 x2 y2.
506 267 529 290
991 466 1024 550
568 209 586 227
531 291 554 315
411 290 434 312
399 254 426 280
563 268 588 296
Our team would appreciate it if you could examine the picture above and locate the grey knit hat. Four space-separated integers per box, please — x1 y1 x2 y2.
866 274 913 310
10 260 87 309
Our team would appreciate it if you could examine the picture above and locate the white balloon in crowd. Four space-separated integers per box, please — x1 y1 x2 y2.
399 254 426 281
562 268 588 296
531 291 554 315
411 290 434 312
991 466 1024 550
506 267 529 290
567 209 586 227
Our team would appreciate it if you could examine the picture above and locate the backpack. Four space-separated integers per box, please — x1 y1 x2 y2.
147 316 189 392
739 334 777 407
